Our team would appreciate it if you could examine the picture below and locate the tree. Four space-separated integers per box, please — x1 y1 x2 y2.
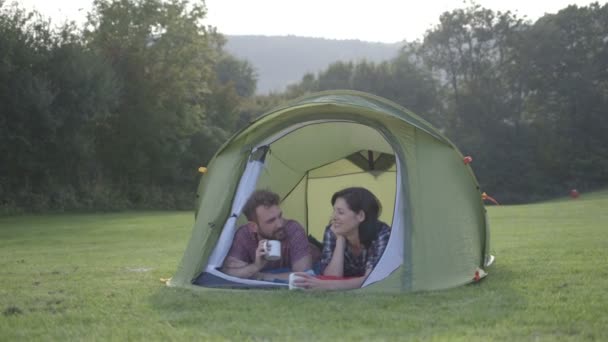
521 3 608 191
0 2 120 211
0 4 54 209
84 0 222 204
417 3 542 201
81 0 258 208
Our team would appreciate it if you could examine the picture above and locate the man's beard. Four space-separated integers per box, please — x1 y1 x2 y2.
259 226 286 240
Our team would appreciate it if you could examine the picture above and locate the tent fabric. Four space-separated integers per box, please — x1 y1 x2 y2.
206 150 267 268
169 90 491 293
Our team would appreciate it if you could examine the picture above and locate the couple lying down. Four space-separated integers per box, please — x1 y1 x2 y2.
220 187 391 290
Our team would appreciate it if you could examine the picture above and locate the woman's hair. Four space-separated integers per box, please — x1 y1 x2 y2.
331 187 382 248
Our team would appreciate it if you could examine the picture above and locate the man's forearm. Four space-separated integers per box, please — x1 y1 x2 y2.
223 267 289 281
258 272 290 281
221 263 262 279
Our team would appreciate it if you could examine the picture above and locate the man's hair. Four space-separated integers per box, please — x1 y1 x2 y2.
242 190 280 221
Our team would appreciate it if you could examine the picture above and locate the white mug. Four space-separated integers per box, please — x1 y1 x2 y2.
288 272 304 290
265 240 281 261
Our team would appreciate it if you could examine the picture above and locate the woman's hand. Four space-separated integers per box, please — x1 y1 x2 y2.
292 272 332 290
329 224 339 235
330 225 347 241
292 272 367 291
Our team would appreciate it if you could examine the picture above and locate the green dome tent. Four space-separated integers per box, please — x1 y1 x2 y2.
168 90 494 292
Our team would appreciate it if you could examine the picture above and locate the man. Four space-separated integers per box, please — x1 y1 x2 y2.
221 190 312 281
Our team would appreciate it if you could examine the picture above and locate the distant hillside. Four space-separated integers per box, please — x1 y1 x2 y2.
224 35 403 94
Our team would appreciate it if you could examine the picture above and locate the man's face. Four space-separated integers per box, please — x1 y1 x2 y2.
253 205 286 240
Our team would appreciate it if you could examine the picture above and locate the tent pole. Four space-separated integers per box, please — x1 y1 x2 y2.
368 150 375 170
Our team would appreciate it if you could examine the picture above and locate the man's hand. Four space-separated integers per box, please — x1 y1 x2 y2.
254 239 268 269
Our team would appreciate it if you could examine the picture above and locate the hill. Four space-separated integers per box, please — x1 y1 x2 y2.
224 35 403 94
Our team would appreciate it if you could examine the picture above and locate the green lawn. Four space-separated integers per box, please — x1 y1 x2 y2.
1 191 607 341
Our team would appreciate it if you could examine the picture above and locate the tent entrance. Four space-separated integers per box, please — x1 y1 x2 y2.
196 120 403 288
280 152 397 240
256 121 398 240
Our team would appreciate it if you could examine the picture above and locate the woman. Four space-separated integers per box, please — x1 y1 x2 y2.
293 187 390 290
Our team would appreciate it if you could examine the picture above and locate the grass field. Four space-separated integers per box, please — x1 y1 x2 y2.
1 191 607 341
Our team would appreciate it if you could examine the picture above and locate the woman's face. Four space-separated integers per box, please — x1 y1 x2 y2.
331 197 365 236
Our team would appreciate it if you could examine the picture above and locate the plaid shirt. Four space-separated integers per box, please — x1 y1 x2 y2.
320 222 391 277
225 220 310 272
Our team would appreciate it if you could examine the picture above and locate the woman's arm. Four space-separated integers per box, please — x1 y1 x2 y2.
293 270 369 290
322 234 346 277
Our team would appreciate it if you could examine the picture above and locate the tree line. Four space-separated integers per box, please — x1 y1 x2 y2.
0 0 255 213
1 0 607 214
246 2 608 203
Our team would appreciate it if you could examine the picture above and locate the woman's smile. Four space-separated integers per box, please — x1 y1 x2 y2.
331 197 365 235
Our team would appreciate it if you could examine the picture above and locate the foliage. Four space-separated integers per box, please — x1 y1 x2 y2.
1 191 608 339
0 0 255 212
282 53 439 123
85 0 223 201
267 2 608 203
2 1 608 211
521 3 608 191
417 3 541 201
0 3 121 212
421 2 608 201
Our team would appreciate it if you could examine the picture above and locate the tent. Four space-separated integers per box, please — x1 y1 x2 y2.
168 90 494 292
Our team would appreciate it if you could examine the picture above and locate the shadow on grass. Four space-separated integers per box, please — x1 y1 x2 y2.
147 263 526 339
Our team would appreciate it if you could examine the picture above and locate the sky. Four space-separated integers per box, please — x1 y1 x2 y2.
15 0 604 43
